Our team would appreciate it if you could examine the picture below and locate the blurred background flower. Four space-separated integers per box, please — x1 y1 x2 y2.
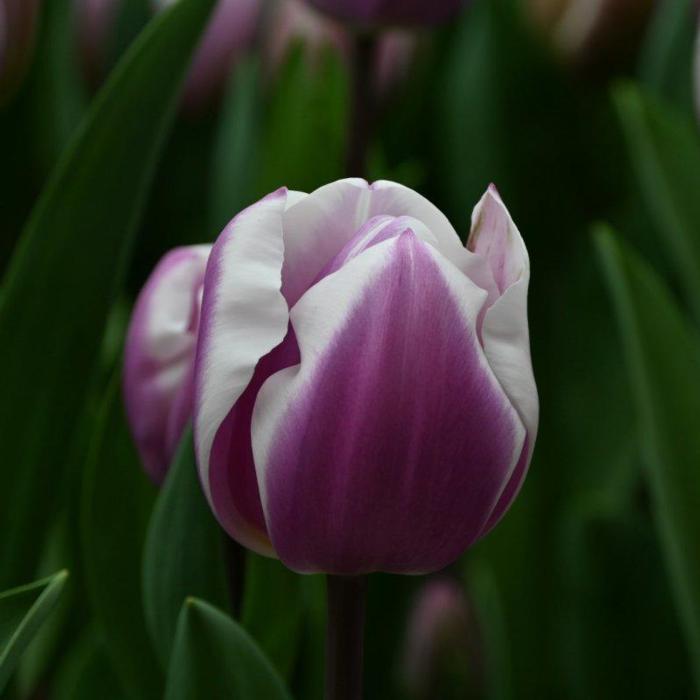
0 0 41 104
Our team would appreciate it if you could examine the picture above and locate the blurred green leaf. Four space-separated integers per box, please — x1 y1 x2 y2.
0 0 216 590
82 380 160 699
165 598 292 700
638 0 695 114
294 575 326 700
596 226 700 692
51 628 124 700
142 429 229 668
0 570 68 693
209 56 262 234
241 554 304 680
258 45 348 194
560 495 692 700
613 84 700 322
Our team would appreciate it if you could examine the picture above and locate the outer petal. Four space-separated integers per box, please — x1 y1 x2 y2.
123 245 211 484
468 186 538 535
282 178 493 306
194 189 293 555
252 230 526 574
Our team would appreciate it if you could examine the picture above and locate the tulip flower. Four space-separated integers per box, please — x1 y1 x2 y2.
0 0 41 104
76 0 260 110
527 0 654 73
124 245 211 485
401 579 478 699
194 179 538 574
305 0 464 26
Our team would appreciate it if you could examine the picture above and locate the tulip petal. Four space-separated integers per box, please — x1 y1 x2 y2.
252 230 526 574
281 178 494 306
194 189 293 554
124 245 211 484
468 186 538 534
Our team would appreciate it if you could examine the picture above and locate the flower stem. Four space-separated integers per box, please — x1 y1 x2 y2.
325 575 367 700
346 33 377 178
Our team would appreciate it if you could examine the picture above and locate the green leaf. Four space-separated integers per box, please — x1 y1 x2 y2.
258 44 348 194
0 0 217 589
0 570 68 693
51 628 124 700
165 598 292 700
241 554 304 680
613 84 700 322
638 0 695 113
82 380 160 699
595 226 700 692
209 56 262 235
142 430 229 668
560 495 693 700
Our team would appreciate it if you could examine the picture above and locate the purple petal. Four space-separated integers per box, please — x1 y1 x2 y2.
252 231 526 574
123 245 211 484
194 189 293 555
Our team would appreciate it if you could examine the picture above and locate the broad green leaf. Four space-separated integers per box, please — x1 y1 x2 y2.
0 570 68 693
596 227 700 691
165 598 292 700
241 554 304 680
258 44 348 194
209 56 262 235
82 380 160 699
613 84 700 322
0 0 217 589
560 494 692 700
142 430 229 668
638 0 695 113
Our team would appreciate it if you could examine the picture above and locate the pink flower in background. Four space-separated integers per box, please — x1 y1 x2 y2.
0 0 41 104
194 178 538 574
153 0 261 112
124 245 211 485
76 0 261 110
401 579 477 698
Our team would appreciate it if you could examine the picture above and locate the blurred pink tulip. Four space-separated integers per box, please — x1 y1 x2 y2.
0 0 41 104
528 0 654 74
124 245 211 484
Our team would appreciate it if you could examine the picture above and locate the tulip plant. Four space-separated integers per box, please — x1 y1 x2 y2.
1 0 700 699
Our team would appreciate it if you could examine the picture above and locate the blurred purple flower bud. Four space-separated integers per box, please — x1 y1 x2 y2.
194 179 538 571
264 0 349 75
401 579 479 699
153 0 261 112
0 0 41 104
75 0 120 88
528 0 654 75
304 0 464 27
124 245 211 485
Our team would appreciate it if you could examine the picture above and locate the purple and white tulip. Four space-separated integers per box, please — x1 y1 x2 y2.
305 0 464 27
194 179 538 574
124 245 211 485
0 0 41 104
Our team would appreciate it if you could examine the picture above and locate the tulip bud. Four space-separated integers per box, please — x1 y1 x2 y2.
264 0 349 75
264 0 417 96
305 0 464 27
0 0 41 104
153 0 261 112
527 0 654 74
124 245 211 485
194 179 538 572
75 0 260 110
401 579 480 699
